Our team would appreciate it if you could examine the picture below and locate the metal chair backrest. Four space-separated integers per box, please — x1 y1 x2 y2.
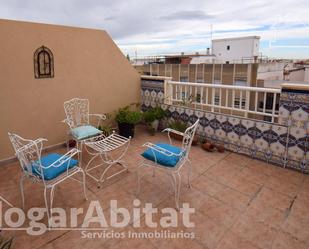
8 132 43 180
181 119 199 157
64 98 89 129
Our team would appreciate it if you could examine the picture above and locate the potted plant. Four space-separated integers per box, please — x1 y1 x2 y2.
168 119 198 145
143 107 167 135
201 138 225 152
168 120 188 141
98 113 115 136
116 104 142 138
0 233 13 249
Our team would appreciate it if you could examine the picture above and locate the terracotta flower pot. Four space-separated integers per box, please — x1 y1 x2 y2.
216 144 225 153
68 139 76 148
118 122 135 138
202 142 215 152
192 135 198 146
170 132 183 141
151 120 159 131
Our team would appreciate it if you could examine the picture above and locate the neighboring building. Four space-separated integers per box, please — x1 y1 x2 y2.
132 53 215 65
211 36 260 64
132 36 261 65
190 55 216 64
284 65 309 82
257 63 309 89
257 62 285 82
0 19 140 160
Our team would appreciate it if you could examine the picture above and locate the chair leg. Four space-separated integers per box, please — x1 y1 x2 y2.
171 173 180 211
176 172 181 204
19 175 25 209
43 187 51 227
137 170 141 196
66 138 70 152
175 172 181 210
136 163 145 196
50 186 55 212
187 159 192 188
81 170 88 200
77 141 81 165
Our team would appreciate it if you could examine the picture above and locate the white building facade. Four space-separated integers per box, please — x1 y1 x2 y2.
212 36 260 64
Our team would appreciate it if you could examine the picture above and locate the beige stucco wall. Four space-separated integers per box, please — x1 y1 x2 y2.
0 19 140 160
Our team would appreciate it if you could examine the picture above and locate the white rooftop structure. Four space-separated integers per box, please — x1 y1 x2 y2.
212 36 260 64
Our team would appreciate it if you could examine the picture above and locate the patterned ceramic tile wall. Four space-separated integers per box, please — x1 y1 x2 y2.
141 79 165 112
141 78 309 173
278 89 309 172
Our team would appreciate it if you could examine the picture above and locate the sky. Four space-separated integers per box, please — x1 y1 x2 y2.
1 0 309 59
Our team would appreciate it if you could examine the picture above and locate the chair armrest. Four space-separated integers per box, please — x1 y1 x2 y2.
142 142 183 157
33 138 48 144
41 148 80 169
89 114 107 127
162 128 186 137
61 118 73 129
89 114 107 120
162 128 190 144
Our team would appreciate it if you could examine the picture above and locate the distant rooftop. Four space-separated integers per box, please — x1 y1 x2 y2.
212 36 261 42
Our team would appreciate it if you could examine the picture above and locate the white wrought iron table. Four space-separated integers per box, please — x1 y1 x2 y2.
83 132 130 187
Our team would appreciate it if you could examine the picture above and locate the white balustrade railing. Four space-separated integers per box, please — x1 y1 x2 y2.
165 81 281 123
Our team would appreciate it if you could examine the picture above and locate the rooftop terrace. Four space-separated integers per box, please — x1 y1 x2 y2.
1 126 308 249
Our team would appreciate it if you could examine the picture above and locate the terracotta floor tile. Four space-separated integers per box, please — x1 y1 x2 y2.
246 160 274 176
191 159 217 175
216 230 260 249
237 166 270 185
288 194 309 221
271 230 308 249
192 175 227 197
214 186 251 211
232 215 278 249
106 238 157 249
223 153 252 168
249 187 293 212
155 237 206 249
264 175 301 198
179 187 210 210
7 229 67 249
283 214 309 243
189 212 229 249
213 173 262 198
244 204 287 229
198 196 241 227
1 128 309 249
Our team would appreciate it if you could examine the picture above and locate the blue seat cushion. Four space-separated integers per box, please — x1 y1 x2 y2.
141 143 183 167
31 153 78 180
71 125 101 140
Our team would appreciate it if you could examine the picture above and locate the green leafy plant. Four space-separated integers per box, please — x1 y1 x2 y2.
98 113 115 136
116 103 142 124
168 120 188 132
0 234 13 249
152 107 166 120
143 107 166 124
143 110 157 124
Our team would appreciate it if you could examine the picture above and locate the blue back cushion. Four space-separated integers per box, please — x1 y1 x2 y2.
72 125 101 140
32 153 78 180
141 143 183 167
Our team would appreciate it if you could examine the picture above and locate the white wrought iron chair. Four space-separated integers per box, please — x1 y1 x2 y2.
8 132 87 226
83 132 131 188
62 98 106 161
137 119 199 209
